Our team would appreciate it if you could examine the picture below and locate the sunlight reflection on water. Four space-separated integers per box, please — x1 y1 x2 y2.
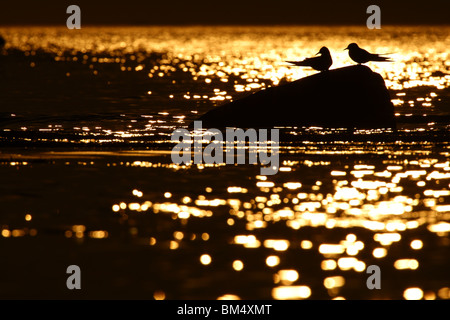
3 145 448 299
0 26 449 134
0 26 449 299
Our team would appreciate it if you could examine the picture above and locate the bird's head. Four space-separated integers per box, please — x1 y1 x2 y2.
316 46 330 55
344 43 359 51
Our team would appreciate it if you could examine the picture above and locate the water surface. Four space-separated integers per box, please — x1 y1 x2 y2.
0 26 449 300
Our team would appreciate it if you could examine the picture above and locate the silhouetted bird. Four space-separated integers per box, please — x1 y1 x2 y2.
0 36 5 49
286 47 332 72
345 43 392 64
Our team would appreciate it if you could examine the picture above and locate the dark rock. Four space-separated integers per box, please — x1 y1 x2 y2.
197 65 396 129
431 70 447 78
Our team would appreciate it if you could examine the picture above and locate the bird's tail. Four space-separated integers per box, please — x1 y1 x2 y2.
285 60 309 66
371 54 393 62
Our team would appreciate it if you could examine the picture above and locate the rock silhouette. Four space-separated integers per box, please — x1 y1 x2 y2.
197 65 395 129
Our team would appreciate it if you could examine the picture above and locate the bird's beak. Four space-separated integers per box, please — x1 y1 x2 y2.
344 47 349 51
315 51 320 55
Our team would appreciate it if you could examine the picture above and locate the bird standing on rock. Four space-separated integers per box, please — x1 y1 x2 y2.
345 43 392 64
286 47 333 72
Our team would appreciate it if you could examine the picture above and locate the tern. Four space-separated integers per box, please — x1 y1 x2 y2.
286 47 333 72
345 43 392 64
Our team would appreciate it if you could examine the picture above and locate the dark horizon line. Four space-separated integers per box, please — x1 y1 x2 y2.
1 22 450 27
